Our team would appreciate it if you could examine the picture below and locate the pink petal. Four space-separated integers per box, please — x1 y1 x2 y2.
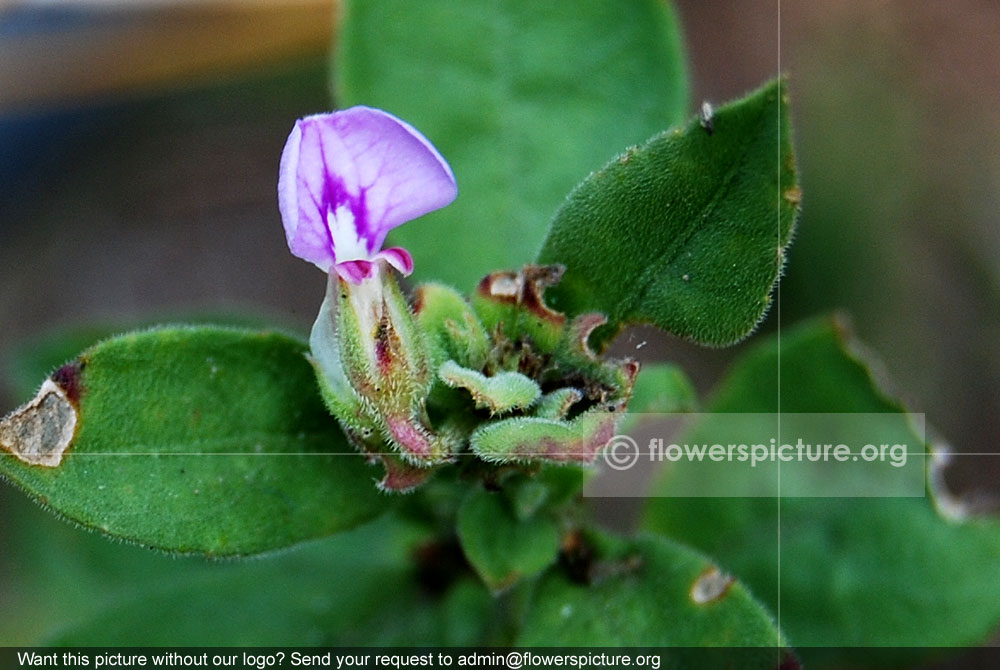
334 259 377 284
277 107 457 272
278 122 335 272
374 247 414 276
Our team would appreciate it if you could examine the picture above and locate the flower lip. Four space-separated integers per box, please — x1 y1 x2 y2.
278 106 457 281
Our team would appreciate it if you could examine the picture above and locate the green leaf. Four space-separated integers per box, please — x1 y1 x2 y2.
439 360 541 414
457 486 561 592
642 317 1000 662
499 467 588 524
538 78 798 347
414 283 490 370
3 313 287 403
337 0 689 288
0 327 389 556
518 530 786 656
533 388 583 419
45 513 495 646
470 409 617 465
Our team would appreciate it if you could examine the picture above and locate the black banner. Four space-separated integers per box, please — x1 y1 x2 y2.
3 647 999 670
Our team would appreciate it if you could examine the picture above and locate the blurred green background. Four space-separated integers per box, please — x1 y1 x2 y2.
1 0 997 648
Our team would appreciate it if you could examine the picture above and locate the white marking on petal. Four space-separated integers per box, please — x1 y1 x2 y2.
327 203 370 262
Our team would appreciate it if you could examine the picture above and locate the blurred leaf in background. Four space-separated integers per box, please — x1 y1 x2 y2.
1 1 341 643
0 3 339 415
762 2 1000 494
644 318 1000 664
336 0 689 289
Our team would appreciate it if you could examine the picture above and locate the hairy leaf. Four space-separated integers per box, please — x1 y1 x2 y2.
0 327 389 556
539 79 798 347
470 409 617 465
414 283 489 370
439 360 541 415
519 530 787 657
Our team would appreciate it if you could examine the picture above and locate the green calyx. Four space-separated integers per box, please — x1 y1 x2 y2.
310 265 638 492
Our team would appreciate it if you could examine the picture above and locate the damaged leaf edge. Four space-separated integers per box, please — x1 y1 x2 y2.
828 314 1000 521
0 377 79 467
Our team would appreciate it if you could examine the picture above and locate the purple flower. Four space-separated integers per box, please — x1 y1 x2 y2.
278 107 457 283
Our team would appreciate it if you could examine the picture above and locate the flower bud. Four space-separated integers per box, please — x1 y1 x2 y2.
310 266 451 469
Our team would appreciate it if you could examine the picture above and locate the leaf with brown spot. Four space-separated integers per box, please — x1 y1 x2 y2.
690 566 735 605
0 327 391 556
519 530 786 652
